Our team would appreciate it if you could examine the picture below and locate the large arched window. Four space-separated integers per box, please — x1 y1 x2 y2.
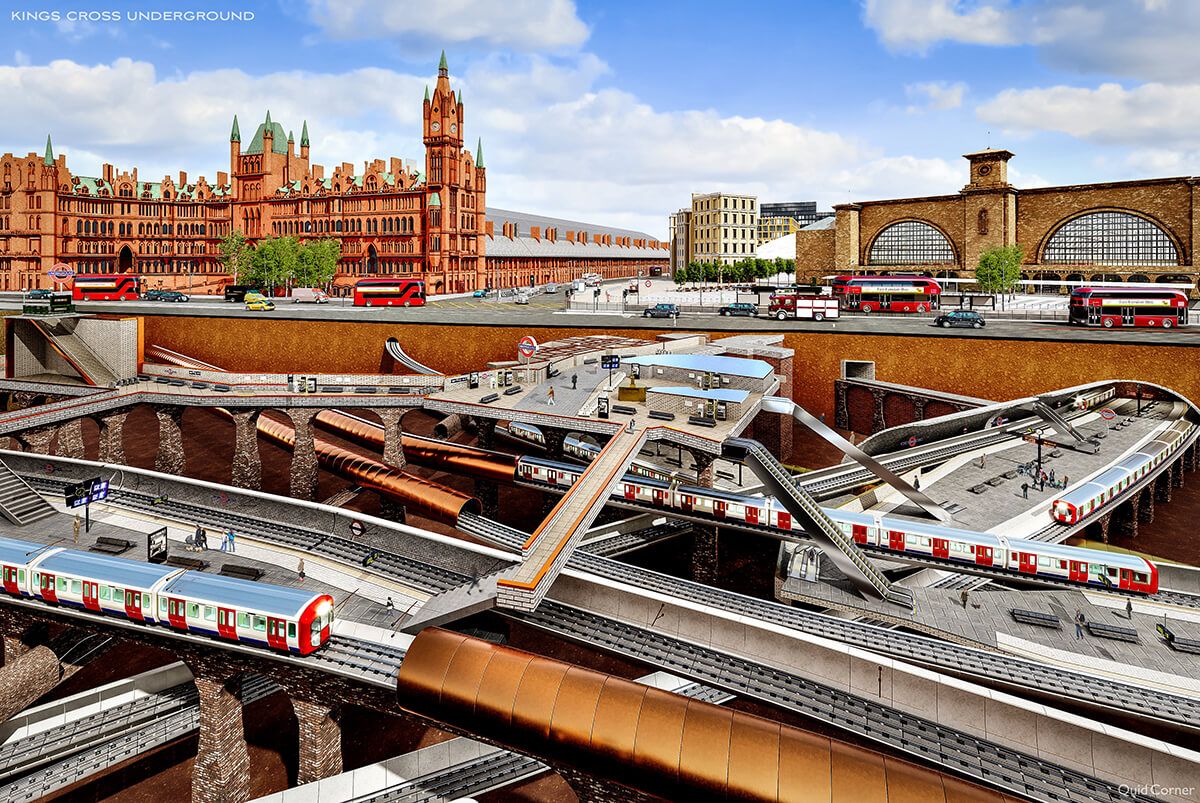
867 221 955 265
1043 211 1178 265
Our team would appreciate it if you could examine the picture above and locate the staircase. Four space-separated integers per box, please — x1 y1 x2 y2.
723 437 914 609
0 461 56 526
1033 401 1100 453
28 319 118 387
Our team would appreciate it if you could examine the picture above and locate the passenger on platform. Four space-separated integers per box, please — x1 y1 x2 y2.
73 514 81 544
1126 599 1133 619
1074 609 1086 639
227 529 236 553
386 597 394 611
547 387 555 406
1021 482 1029 499
198 528 209 550
960 589 969 608
298 558 305 581
913 476 920 491
1049 469 1055 485
1062 475 1068 488
572 374 578 390
980 455 986 469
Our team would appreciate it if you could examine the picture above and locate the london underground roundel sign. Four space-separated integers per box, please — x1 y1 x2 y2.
518 335 538 359
1099 408 1116 420
47 263 74 284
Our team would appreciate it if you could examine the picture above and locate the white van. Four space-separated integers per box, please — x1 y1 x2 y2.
292 288 329 303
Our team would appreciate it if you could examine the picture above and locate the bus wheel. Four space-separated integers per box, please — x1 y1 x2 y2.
776 310 787 321
1102 317 1114 328
813 312 824 322
1163 318 1173 328
918 304 927 313
861 305 872 313
404 301 411 307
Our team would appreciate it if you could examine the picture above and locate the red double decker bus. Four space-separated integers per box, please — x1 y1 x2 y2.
72 274 140 301
1069 288 1189 328
831 275 940 313
352 279 426 307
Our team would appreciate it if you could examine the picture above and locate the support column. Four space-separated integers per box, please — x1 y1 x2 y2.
154 406 186 475
912 397 928 422
475 418 496 450
1138 486 1154 523
689 450 718 585
230 410 262 491
54 418 85 459
474 479 499 517
834 381 849 431
1156 472 1173 503
1115 496 1139 539
870 389 887 434
542 427 565 457
293 699 342 786
97 411 129 465
376 409 406 470
286 409 320 501
1173 460 1185 489
18 426 55 455
192 673 250 803
1096 511 1113 544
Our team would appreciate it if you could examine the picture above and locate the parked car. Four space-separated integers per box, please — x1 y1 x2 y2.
141 289 165 301
157 291 189 302
719 302 758 317
643 303 679 319
291 288 329 303
224 284 257 302
25 288 53 299
933 310 985 329
245 293 275 311
472 289 488 298
514 293 530 305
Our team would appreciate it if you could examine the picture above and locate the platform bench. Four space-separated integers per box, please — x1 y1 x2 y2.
1010 609 1060 629
648 410 675 421
503 386 523 395
1168 637 1200 654
479 393 500 404
1086 621 1139 642
354 386 377 394
89 536 133 556
212 385 231 393
164 555 209 572
320 386 344 394
968 484 989 494
611 404 637 415
687 416 717 428
219 564 264 582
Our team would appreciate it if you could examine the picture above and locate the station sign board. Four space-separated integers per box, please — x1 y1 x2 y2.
147 527 168 563
518 336 538 359
349 520 365 538
47 263 74 284
65 477 108 509
597 396 610 419
600 355 620 370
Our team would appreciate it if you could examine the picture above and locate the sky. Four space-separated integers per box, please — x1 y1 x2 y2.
3 0 1199 239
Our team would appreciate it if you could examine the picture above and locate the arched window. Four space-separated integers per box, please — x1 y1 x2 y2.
867 221 955 265
1043 211 1178 265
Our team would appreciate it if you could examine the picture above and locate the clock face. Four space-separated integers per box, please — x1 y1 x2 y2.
978 164 992 176
431 121 441 132
450 123 457 134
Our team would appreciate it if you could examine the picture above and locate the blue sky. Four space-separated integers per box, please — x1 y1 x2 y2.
4 0 1200 238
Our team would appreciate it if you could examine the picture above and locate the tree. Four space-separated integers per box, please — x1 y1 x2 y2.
673 269 687 287
248 236 301 292
218 232 252 283
295 238 342 288
975 244 1024 295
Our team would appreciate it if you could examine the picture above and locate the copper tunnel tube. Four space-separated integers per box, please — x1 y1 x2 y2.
396 629 1016 803
143 346 480 524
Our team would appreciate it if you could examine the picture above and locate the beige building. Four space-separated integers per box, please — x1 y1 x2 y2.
669 208 691 274
688 192 757 265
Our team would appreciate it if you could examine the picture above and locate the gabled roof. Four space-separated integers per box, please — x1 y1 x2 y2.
244 119 290 155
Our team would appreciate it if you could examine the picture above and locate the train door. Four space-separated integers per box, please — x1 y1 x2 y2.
2 566 17 594
266 617 288 650
1121 306 1135 326
852 524 867 544
932 538 949 559
652 488 664 506
714 500 726 519
1017 553 1036 574
681 494 693 513
888 530 905 551
746 506 759 525
975 546 993 566
81 581 99 611
124 590 143 620
217 607 237 639
624 483 635 501
777 511 791 531
1119 569 1132 590
547 469 557 486
39 572 56 602
167 598 187 629
1068 561 1087 582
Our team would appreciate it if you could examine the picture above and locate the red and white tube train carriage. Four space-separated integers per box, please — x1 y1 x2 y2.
516 456 1159 594
1052 419 1195 525
0 538 333 655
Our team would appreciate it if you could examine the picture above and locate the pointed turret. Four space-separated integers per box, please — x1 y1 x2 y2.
438 50 448 76
43 135 54 166
424 84 430 101
300 121 309 147
230 114 241 142
265 110 272 126
288 129 294 143
476 138 484 169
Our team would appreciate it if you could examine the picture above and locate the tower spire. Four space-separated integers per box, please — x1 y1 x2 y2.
230 114 241 142
424 84 430 101
476 138 484 169
43 135 54 166
265 109 272 126
300 120 309 147
438 50 448 76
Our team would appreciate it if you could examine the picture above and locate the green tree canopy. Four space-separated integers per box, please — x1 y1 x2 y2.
247 236 300 291
975 244 1025 294
218 232 252 283
295 238 342 288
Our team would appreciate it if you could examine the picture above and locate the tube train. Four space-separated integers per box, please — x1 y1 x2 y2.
1051 419 1195 524
0 536 334 654
516 456 1159 594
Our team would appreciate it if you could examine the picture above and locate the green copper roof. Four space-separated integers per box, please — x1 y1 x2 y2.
300 120 309 147
476 138 484 168
288 129 294 143
230 115 241 143
424 85 430 102
265 110 272 126
439 50 448 72
43 135 53 166
244 120 290 155
428 192 441 207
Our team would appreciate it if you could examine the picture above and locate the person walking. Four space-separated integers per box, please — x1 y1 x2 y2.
1062 475 1069 488
571 373 578 390
1126 598 1133 619
386 596 394 611
219 530 229 551
980 455 986 470
1074 609 1085 639
73 514 80 545
546 387 555 406
913 476 920 492
298 558 305 582
960 589 969 608
227 529 236 553
1022 482 1029 499
1049 468 1055 485
470 569 480 591
198 528 209 550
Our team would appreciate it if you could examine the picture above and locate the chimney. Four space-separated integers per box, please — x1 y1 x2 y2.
103 164 113 183
593 234 601 245
485 220 494 237
567 230 575 243
531 226 540 241
179 171 187 186
312 164 323 179
391 158 403 175
218 170 228 186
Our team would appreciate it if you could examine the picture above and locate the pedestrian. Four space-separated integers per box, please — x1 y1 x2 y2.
980 455 986 469
298 558 305 581
547 387 555 406
227 529 236 553
1049 469 1055 485
1074 609 1085 639
1126 598 1133 619
1062 475 1069 488
194 524 203 548
198 528 208 550
73 514 80 544
470 569 480 591
386 596 394 611
913 476 920 491
1021 482 1028 499
219 530 229 551
571 373 578 390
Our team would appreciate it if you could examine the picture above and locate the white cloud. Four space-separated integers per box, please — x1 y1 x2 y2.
306 0 589 52
976 82 1200 148
905 80 966 112
0 55 976 238
865 0 1200 84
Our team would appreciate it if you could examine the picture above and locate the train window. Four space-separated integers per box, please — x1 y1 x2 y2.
17 570 23 583
100 587 109 600
1039 557 1050 567
143 595 150 609
57 577 67 591
32 573 38 585
71 580 81 594
187 603 199 618
288 623 296 638
253 616 266 631
921 537 930 547
1135 572 1147 583
159 598 166 612
906 535 917 545
204 606 216 622
238 613 250 628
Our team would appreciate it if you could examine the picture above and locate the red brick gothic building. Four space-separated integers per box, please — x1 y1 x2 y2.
0 54 666 294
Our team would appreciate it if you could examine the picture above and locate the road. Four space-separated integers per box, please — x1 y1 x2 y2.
5 293 1199 346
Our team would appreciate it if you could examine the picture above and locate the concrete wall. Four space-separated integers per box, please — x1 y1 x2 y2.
549 570 1200 802
73 317 139 379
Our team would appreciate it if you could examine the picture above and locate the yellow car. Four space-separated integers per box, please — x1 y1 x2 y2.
244 293 276 311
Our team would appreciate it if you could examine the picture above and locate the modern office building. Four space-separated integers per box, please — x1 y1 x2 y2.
757 201 833 243
688 192 757 265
